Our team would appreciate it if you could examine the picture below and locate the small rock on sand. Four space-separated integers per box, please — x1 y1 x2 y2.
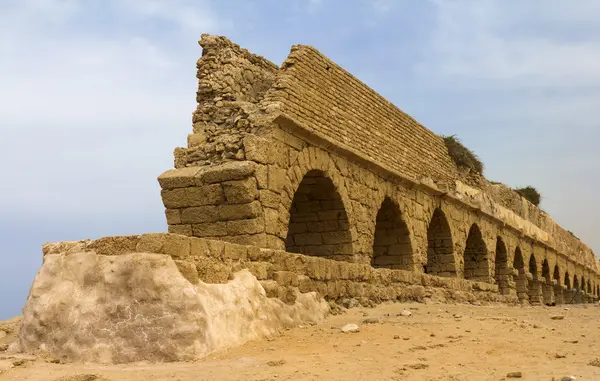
398 310 412 317
507 371 522 378
341 324 360 333
551 315 565 320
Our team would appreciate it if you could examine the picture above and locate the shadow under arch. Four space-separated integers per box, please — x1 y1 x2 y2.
494 237 509 294
513 247 527 303
284 169 354 261
528 254 541 304
463 223 489 282
371 197 413 270
425 208 456 277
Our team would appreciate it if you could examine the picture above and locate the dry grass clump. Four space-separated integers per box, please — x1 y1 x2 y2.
515 186 541 206
443 135 484 175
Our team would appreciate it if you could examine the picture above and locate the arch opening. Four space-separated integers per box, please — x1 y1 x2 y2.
513 247 527 303
564 272 571 289
372 197 413 270
527 254 542 305
285 169 353 260
463 224 489 281
541 259 552 305
426 208 455 277
553 265 560 283
494 237 509 294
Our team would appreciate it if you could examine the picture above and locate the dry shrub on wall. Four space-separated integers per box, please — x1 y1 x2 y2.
515 186 542 207
442 135 484 175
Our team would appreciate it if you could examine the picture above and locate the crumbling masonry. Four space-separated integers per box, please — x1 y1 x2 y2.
155 34 600 306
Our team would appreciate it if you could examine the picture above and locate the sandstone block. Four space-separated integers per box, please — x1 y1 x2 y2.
273 271 299 287
267 165 286 193
259 190 281 209
243 135 270 164
187 132 207 148
191 222 228 237
174 260 199 284
181 206 219 224
168 225 193 236
246 262 272 280
223 243 248 261
218 201 262 221
161 185 224 208
158 167 201 189
223 177 258 204
255 165 268 189
195 256 231 283
198 161 256 184
165 209 182 225
88 235 140 256
220 233 267 247
137 233 191 259
227 218 265 235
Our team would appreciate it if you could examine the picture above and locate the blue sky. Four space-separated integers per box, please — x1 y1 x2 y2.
2 0 600 319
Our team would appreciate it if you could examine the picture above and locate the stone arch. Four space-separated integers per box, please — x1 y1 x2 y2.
542 259 551 282
527 253 541 304
564 271 571 289
528 254 538 280
541 259 552 305
284 168 354 260
494 237 509 294
426 208 456 277
463 224 489 281
587 280 592 294
371 197 413 270
581 276 586 292
573 274 580 290
553 265 560 283
513 247 527 303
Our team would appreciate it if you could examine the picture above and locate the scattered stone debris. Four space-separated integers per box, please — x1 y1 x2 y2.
506 371 523 378
556 376 576 381
551 315 565 320
393 335 400 340
406 363 429 370
555 353 567 359
588 358 600 367
398 310 412 317
12 359 27 367
0 344 8 352
362 317 380 325
54 374 110 381
453 314 463 319
341 324 360 333
267 359 286 367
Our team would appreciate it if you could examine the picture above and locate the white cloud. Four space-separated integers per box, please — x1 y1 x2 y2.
0 0 224 217
424 0 600 87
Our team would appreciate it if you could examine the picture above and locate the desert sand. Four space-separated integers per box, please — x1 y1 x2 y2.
1 301 600 381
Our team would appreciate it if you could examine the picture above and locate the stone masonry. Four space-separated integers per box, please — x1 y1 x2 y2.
158 34 600 306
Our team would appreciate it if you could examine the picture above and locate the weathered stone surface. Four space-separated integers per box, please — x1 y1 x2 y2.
15 251 328 363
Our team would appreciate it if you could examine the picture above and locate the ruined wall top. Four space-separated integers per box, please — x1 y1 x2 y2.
261 44 458 183
173 34 598 271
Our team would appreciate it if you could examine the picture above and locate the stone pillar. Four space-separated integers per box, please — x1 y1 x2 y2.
515 270 529 304
553 284 564 305
542 280 555 305
527 273 543 306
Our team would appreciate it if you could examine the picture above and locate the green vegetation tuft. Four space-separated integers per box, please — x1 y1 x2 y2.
515 186 542 207
443 135 484 175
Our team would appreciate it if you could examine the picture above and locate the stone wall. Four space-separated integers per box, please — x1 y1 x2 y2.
42 234 507 306
159 34 600 306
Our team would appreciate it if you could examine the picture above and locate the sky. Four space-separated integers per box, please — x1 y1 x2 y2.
1 0 600 319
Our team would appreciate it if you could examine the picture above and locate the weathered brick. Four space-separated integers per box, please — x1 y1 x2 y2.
158 167 201 189
180 206 218 224
223 177 257 204
191 222 228 237
161 185 223 208
226 218 265 235
218 201 262 221
198 161 256 184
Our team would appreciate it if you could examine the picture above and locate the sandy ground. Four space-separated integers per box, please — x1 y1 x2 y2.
1 302 600 381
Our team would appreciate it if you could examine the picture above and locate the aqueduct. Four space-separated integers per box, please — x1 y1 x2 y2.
156 34 600 305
